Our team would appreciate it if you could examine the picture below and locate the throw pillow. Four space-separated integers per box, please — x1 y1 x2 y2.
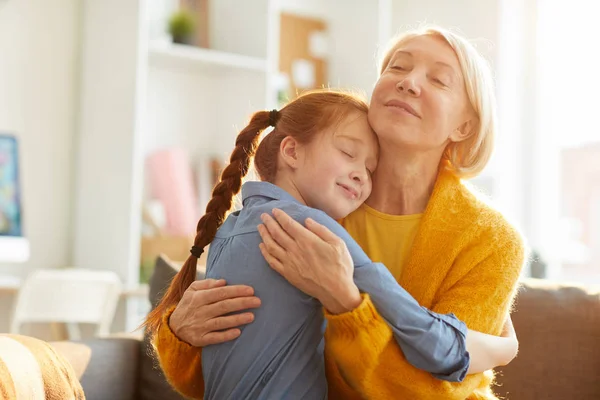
0 333 85 400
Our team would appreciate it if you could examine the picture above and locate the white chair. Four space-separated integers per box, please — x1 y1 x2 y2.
10 268 122 340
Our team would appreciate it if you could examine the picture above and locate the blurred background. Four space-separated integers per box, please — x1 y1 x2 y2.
0 0 599 334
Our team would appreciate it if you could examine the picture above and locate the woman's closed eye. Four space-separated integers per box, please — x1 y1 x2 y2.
432 77 450 88
390 65 408 72
431 71 453 88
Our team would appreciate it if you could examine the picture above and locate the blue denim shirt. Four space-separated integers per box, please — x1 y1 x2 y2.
202 181 470 400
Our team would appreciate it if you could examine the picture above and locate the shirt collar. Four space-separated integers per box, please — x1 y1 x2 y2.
241 181 301 205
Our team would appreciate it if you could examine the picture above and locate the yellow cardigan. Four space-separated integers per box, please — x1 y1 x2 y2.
153 168 525 400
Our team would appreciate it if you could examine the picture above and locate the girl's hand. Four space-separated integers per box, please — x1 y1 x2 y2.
169 279 261 347
257 208 361 314
499 314 519 363
466 314 519 374
501 314 516 339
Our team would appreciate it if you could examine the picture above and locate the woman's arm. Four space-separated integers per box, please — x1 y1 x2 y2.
153 307 205 399
259 209 517 381
324 232 524 399
152 279 261 399
258 209 524 399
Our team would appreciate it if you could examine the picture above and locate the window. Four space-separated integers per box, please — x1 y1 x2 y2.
537 0 600 283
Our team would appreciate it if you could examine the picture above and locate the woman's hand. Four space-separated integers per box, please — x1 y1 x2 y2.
257 208 362 314
169 279 261 347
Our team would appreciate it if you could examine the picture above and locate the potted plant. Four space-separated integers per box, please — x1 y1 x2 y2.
168 10 196 45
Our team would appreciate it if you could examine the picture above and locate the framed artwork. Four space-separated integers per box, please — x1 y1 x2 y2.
0 134 23 237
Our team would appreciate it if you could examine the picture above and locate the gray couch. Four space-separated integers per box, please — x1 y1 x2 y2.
53 257 600 400
52 256 195 400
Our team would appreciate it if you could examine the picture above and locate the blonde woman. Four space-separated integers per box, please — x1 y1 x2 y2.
154 26 525 400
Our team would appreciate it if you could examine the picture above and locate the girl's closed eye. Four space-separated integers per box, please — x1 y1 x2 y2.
341 149 355 158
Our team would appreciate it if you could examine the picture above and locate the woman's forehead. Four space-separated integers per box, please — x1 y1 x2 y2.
391 35 460 69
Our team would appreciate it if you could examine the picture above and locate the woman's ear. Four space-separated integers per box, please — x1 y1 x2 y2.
450 119 475 143
279 136 303 169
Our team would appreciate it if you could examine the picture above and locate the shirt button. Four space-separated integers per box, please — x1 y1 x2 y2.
261 369 273 384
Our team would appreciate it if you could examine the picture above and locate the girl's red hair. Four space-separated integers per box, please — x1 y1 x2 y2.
143 89 370 335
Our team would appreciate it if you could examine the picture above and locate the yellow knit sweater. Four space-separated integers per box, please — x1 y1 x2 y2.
153 168 525 400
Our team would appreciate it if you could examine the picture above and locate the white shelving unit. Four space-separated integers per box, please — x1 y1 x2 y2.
73 0 275 332
148 42 268 72
72 0 396 331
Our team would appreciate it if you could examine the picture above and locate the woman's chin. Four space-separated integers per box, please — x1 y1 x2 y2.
377 131 418 149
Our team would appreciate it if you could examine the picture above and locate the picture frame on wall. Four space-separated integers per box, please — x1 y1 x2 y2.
0 134 23 237
0 133 29 263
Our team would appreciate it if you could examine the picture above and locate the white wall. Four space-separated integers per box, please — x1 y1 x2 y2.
72 0 147 332
322 0 503 99
0 0 80 275
391 0 500 65
325 0 381 97
0 0 80 332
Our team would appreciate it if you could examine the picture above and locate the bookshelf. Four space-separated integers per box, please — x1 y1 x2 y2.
72 0 394 332
148 42 269 72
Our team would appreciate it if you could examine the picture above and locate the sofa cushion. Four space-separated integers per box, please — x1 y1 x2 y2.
495 278 600 400
69 337 139 400
138 255 205 400
0 333 84 400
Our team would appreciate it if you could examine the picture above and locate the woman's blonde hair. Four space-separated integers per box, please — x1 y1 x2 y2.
379 26 496 179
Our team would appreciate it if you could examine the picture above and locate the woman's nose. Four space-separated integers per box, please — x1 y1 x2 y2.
396 76 421 96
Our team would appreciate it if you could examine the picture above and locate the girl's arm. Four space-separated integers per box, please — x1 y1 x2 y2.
466 315 518 374
353 260 519 379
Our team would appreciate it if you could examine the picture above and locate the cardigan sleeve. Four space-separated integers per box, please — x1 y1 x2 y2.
324 226 525 400
152 306 205 400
